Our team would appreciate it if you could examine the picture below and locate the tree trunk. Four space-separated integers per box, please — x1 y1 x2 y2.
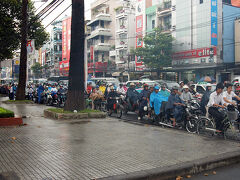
64 0 85 111
16 0 28 100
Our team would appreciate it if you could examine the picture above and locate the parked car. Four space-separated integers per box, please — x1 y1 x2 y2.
90 77 120 87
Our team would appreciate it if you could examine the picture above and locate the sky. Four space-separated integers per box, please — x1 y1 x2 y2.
34 0 95 32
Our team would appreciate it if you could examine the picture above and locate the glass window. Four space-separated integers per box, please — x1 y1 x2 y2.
200 0 203 4
152 20 155 29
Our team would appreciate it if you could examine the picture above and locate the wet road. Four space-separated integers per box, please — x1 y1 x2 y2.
0 98 240 179
184 163 240 180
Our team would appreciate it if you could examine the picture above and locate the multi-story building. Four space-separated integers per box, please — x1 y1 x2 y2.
114 0 136 71
87 0 121 77
50 20 62 76
156 0 171 33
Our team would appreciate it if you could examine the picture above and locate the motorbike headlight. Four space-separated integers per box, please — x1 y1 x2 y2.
144 106 148 111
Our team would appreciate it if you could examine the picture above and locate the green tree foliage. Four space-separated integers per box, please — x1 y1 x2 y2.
31 62 42 78
31 62 48 78
0 0 49 61
135 28 173 69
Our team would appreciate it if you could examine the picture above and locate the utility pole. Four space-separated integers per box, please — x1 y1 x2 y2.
16 0 28 100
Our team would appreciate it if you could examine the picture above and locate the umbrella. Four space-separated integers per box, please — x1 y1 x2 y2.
199 76 216 83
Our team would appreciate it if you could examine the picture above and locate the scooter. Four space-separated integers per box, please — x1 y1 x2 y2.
107 97 123 118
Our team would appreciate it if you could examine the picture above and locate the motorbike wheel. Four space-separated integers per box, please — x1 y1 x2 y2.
186 118 198 133
107 110 112 116
116 106 123 119
48 99 53 106
197 117 215 136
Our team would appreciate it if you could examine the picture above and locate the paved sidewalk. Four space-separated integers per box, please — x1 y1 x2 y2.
0 99 240 180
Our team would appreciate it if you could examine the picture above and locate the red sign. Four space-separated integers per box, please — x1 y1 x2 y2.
173 47 217 60
88 62 107 73
90 46 94 61
232 0 240 7
61 17 71 76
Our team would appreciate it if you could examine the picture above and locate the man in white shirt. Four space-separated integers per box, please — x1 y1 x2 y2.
222 83 240 106
207 83 225 132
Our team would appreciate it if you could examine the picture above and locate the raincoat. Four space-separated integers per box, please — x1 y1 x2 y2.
150 92 169 115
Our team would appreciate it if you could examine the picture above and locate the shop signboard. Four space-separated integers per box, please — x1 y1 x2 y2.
211 0 218 46
172 47 217 66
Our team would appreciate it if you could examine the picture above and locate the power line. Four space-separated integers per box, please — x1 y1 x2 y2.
41 0 65 20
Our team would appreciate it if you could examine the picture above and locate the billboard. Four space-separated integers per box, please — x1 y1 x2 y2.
61 17 71 76
172 47 217 66
232 0 240 7
211 0 218 46
27 40 35 54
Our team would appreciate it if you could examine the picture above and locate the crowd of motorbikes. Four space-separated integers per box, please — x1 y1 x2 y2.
4 81 240 138
87 82 240 138
23 84 67 107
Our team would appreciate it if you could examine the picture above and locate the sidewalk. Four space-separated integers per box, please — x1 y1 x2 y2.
0 98 240 180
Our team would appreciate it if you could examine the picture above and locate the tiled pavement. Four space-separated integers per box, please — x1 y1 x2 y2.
0 98 240 180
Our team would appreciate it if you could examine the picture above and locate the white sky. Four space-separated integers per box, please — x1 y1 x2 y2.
34 0 95 32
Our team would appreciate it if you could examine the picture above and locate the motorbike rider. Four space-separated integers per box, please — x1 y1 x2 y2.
150 86 169 120
159 84 170 97
117 83 126 95
200 84 212 115
37 84 44 103
99 83 106 94
189 84 197 95
165 86 185 127
207 83 225 133
179 81 184 93
138 84 149 120
126 83 139 111
26 85 34 100
180 85 193 102
107 86 119 112
58 85 65 94
222 83 240 109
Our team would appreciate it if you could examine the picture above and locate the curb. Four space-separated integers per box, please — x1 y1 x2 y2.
99 150 240 180
44 109 106 120
2 101 34 104
0 117 23 126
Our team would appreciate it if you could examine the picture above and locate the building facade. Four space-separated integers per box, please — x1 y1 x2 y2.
114 0 136 71
87 0 121 77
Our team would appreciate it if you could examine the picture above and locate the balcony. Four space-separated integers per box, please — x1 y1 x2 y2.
116 40 128 49
87 13 111 26
159 24 171 33
87 28 112 40
94 43 111 52
157 2 172 17
116 9 128 19
116 25 128 34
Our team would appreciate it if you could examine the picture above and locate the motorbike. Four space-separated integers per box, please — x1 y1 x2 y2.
156 100 198 133
197 106 240 139
107 97 123 118
123 97 139 115
57 92 66 107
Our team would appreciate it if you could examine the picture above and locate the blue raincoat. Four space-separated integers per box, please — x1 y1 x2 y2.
150 92 169 115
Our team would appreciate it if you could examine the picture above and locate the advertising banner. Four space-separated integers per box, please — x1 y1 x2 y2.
232 0 240 7
27 40 35 54
172 47 217 66
211 0 218 46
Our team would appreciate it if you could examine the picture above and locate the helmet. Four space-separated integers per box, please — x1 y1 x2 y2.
143 84 148 87
183 85 189 89
96 85 99 88
130 82 135 86
161 84 166 88
110 86 114 90
172 86 179 90
179 81 184 85
236 87 240 91
154 86 160 90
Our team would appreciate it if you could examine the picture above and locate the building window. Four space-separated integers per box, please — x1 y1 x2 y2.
152 20 155 29
100 21 104 28
200 0 203 4
101 36 104 43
